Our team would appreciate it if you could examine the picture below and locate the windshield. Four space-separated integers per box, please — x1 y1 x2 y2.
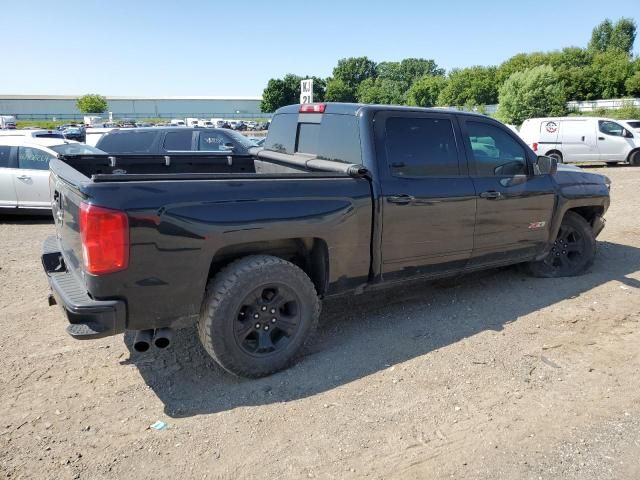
50 143 106 155
224 129 259 148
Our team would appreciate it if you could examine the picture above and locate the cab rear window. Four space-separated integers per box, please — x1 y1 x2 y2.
265 113 361 164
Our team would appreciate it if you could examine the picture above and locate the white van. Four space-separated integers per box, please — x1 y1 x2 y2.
185 118 200 128
520 117 640 165
170 119 186 127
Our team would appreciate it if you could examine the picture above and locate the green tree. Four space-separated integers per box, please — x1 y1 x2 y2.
333 56 377 89
406 75 447 107
626 71 640 96
261 74 325 112
356 78 405 105
588 18 614 52
377 58 444 92
589 18 637 54
437 66 498 107
325 78 354 102
591 50 634 98
76 94 107 114
497 65 567 125
610 18 637 54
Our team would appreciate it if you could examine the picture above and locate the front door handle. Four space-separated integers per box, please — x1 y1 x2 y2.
387 194 415 205
479 191 503 200
598 137 605 140
581 136 585 141
17 175 31 180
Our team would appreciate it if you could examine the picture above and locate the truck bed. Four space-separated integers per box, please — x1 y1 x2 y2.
48 151 374 334
58 150 368 182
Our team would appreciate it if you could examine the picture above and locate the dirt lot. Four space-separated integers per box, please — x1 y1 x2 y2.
1 166 639 480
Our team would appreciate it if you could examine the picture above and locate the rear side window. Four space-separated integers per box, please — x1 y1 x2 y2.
97 131 157 153
264 113 297 154
18 146 55 170
296 115 361 164
0 146 11 167
385 117 459 176
163 130 193 150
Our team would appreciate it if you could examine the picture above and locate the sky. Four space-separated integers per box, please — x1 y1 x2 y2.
1 0 637 97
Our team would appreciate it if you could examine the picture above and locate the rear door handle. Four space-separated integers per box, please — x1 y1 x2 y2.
479 191 503 200
17 175 31 180
598 137 605 140
387 194 415 205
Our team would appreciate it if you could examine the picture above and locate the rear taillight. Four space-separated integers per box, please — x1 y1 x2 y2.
299 103 326 113
532 142 538 152
79 202 129 275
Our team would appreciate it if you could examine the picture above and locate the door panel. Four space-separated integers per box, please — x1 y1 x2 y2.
0 146 17 208
375 111 476 281
597 120 633 162
560 120 599 162
15 146 54 208
461 119 556 266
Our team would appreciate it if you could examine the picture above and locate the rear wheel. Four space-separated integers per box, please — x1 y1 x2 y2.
525 211 596 278
629 150 640 166
198 255 320 378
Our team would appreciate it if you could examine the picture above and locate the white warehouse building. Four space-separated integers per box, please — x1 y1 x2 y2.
0 95 264 120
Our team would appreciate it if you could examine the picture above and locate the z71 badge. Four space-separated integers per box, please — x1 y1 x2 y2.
528 221 546 230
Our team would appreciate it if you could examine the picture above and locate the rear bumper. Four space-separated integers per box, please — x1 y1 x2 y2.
42 236 126 339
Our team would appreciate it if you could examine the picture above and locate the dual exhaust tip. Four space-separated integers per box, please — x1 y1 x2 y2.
133 327 172 353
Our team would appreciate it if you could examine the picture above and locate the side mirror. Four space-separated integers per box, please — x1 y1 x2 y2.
221 142 235 152
534 155 557 175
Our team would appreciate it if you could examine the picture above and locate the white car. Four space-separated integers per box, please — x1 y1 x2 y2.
520 117 640 165
621 119 640 132
85 127 117 147
0 138 104 213
0 129 65 139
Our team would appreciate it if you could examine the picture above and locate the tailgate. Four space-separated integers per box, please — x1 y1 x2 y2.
49 161 87 278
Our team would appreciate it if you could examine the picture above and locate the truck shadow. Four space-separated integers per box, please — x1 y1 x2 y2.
126 241 640 418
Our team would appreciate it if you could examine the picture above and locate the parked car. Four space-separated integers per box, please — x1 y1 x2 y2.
170 119 186 127
215 120 230 129
621 119 640 132
0 137 104 213
0 115 17 129
0 129 65 140
519 117 640 165
95 127 257 154
61 125 86 143
43 102 610 378
85 127 117 147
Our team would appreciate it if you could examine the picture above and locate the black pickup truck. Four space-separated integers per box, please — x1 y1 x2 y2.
42 103 610 377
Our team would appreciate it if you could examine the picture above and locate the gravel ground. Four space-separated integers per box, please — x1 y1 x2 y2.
1 166 639 480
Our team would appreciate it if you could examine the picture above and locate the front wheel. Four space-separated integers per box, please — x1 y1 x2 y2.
198 255 320 378
525 211 596 278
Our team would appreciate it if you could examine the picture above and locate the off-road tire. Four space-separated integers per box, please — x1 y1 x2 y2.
198 255 320 378
525 211 596 278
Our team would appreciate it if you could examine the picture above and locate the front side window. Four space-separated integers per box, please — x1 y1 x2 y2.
198 131 229 152
385 116 459 176
18 147 55 170
465 121 527 176
599 120 625 137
